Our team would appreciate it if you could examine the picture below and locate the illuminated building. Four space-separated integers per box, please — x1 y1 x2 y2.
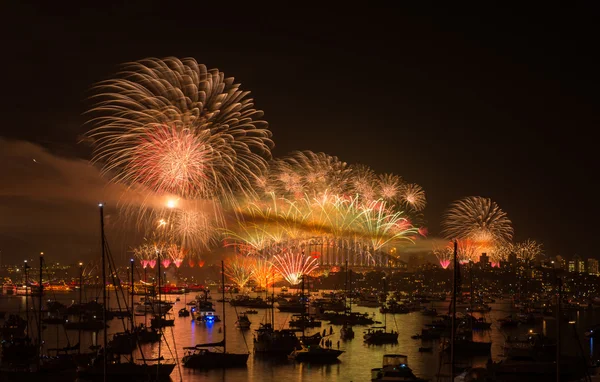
588 258 599 276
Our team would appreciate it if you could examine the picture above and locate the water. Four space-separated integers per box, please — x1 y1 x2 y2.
1 291 598 381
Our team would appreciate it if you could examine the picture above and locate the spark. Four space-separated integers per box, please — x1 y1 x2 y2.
272 250 319 286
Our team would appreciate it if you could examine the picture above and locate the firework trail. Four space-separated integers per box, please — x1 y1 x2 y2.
272 250 319 286
224 256 255 289
250 258 282 288
356 199 418 252
85 57 273 204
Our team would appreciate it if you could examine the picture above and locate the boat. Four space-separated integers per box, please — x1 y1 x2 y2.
134 300 173 315
253 323 301 354
289 314 322 329
325 311 374 325
288 343 343 363
195 311 221 323
235 313 252 329
229 295 270 308
364 327 399 344
134 324 161 344
286 275 343 363
364 277 398 345
421 307 437 317
178 307 190 317
150 315 174 328
182 260 250 369
356 296 381 307
371 354 427 381
340 323 354 340
380 300 410 314
277 298 306 313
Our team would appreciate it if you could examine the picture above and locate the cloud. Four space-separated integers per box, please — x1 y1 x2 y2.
0 138 142 263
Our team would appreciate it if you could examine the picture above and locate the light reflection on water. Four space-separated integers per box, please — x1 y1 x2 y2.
2 292 599 382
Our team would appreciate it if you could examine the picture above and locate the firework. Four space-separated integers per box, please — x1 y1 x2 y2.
250 258 282 288
356 200 418 252
166 243 187 268
349 164 377 203
400 183 426 211
433 245 453 269
511 239 543 262
377 173 404 204
441 197 513 253
272 250 319 286
86 57 273 202
133 243 158 269
224 256 255 289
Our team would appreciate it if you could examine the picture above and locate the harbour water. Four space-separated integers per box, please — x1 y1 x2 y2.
1 290 598 381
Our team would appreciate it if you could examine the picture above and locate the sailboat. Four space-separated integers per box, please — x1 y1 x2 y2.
288 275 344 363
77 203 175 380
443 258 491 355
182 260 249 369
340 260 354 340
254 275 301 355
364 277 398 345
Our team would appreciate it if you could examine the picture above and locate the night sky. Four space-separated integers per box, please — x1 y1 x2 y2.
1 3 598 262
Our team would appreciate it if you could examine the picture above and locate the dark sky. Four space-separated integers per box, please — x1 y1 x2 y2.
1 3 598 262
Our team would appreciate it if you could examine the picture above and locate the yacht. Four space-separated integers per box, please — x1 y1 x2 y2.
364 327 399 344
288 343 343 363
235 313 252 329
371 354 427 381
253 323 300 354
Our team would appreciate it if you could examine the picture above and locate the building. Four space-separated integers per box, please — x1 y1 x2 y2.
577 256 586 273
479 253 490 268
568 260 575 273
588 258 599 276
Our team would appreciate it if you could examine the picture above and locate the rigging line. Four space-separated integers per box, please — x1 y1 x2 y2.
104 241 130 332
168 325 183 382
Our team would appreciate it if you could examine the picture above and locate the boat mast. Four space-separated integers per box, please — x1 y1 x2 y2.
221 260 226 353
382 276 387 331
99 203 107 379
344 260 348 315
79 262 83 354
157 249 162 369
556 276 562 382
38 252 44 368
24 260 29 338
271 270 275 327
301 275 305 339
130 258 135 331
450 240 458 380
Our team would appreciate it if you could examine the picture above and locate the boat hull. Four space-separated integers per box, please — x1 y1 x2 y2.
77 362 175 380
182 352 249 369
